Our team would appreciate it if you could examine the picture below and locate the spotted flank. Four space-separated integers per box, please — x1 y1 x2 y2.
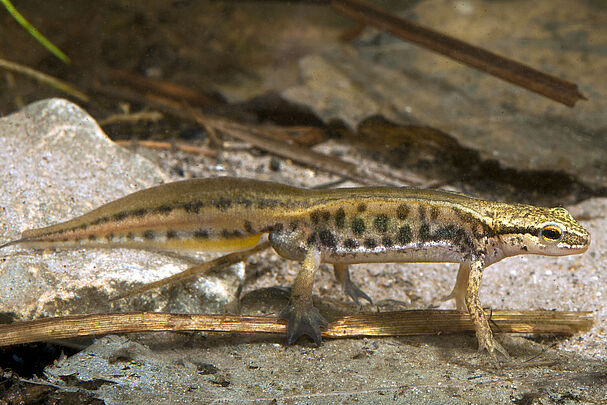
268 197 495 265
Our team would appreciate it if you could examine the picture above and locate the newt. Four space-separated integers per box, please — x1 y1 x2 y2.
0 177 590 358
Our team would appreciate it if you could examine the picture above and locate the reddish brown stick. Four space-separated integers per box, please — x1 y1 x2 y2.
330 0 585 106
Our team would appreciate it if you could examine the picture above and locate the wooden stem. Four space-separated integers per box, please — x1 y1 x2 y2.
0 310 593 347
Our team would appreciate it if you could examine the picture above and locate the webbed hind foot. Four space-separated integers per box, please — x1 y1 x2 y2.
280 302 327 345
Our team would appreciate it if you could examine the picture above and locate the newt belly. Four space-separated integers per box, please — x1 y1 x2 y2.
1 177 590 360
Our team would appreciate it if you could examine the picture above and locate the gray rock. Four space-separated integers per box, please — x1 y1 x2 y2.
40 332 607 404
0 98 243 319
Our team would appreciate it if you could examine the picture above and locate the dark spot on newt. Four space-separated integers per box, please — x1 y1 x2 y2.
382 237 393 247
88 234 97 241
307 232 318 246
357 203 367 213
222 229 244 238
184 201 203 214
289 221 298 231
364 238 377 249
454 210 475 225
261 225 272 232
216 197 232 210
166 230 178 239
143 230 156 240
335 208 346 229
435 225 457 240
126 232 135 240
257 199 278 209
454 228 474 250
112 212 129 222
430 207 440 221
194 229 209 239
344 238 358 249
397 204 409 220
397 225 412 244
154 205 173 214
263 223 284 233
319 229 336 248
352 217 366 236
418 206 426 222
419 224 431 241
90 216 109 226
244 220 254 233
310 211 320 225
374 214 389 233
132 208 148 217
237 198 253 208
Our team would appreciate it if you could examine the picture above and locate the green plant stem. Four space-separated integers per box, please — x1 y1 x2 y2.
1 0 70 64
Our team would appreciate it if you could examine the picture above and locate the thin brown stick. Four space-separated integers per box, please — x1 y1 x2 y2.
115 140 218 157
104 68 223 107
0 58 89 103
330 0 585 107
0 310 593 347
4 70 25 108
98 111 163 126
112 241 271 300
261 126 326 147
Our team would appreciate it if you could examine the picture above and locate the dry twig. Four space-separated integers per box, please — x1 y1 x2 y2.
0 58 89 102
98 111 163 126
115 140 218 157
330 0 585 106
0 310 593 347
104 68 222 107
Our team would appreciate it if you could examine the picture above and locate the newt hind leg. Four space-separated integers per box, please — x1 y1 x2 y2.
333 263 373 305
279 246 327 345
441 262 470 312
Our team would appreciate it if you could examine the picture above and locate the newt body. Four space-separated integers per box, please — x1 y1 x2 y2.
0 177 590 358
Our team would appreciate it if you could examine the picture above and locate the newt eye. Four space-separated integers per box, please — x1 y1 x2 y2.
540 224 563 244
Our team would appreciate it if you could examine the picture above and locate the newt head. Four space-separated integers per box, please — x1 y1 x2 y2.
492 205 590 258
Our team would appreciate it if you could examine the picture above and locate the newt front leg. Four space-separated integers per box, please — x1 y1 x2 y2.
279 246 328 345
466 260 509 359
